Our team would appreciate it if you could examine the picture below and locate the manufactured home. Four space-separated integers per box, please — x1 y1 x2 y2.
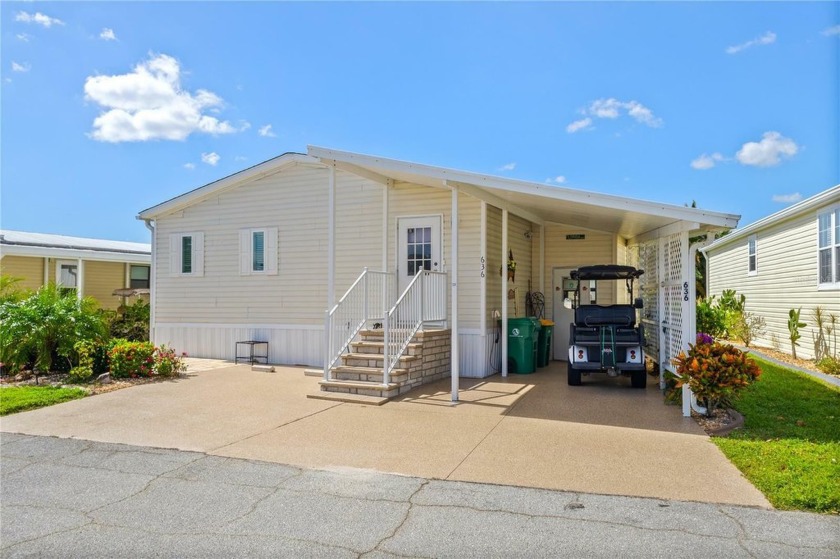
0 230 151 310
139 147 739 412
704 185 840 360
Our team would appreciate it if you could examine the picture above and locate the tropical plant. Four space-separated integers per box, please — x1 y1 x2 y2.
811 306 837 362
108 299 150 341
672 340 761 416
696 296 726 338
731 311 766 348
0 275 27 303
109 340 156 378
0 284 107 377
153 345 187 377
787 308 806 360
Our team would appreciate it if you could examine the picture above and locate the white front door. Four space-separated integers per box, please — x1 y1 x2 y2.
552 268 577 361
397 216 442 292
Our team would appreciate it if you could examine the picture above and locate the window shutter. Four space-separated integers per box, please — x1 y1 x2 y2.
266 227 279 275
239 229 251 275
169 235 179 277
193 232 205 277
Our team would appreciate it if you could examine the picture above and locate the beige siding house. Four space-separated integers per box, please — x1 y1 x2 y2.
0 230 151 311
139 147 739 410
704 185 840 360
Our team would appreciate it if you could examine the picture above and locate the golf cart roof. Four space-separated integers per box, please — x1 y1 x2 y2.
570 265 644 281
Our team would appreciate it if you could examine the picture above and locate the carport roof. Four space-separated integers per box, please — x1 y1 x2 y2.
139 146 740 239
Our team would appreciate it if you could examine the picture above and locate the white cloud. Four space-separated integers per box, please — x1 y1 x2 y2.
545 176 566 184
84 53 238 143
11 61 31 73
183 162 196 170
498 162 516 172
772 192 802 203
690 152 725 170
566 117 593 133
100 28 117 41
201 152 220 166
258 124 277 138
726 31 776 54
15 11 65 28
16 33 31 42
234 155 248 161
239 121 252 132
822 25 840 37
736 131 798 167
567 98 661 133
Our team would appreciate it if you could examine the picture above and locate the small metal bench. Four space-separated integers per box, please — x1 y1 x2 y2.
235 341 269 365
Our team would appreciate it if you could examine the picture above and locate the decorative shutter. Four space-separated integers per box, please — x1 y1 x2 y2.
266 227 278 275
239 229 251 275
193 232 205 277
169 234 179 277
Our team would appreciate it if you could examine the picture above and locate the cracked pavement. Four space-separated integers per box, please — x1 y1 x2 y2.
1 434 837 558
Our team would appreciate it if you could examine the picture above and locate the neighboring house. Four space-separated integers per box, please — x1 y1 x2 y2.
139 146 738 412
0 230 151 311
704 185 840 360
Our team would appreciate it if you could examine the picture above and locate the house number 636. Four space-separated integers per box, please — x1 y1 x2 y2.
683 281 689 302
480 256 486 278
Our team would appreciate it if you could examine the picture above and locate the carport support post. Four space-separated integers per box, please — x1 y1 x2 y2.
501 209 509 377
327 164 336 309
451 186 460 402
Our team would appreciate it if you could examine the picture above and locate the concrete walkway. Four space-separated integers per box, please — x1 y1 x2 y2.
3 435 837 558
0 363 769 507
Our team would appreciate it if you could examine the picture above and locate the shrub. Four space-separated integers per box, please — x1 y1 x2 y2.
109 300 150 342
730 311 766 348
696 297 726 338
816 356 840 376
672 341 761 416
67 340 96 383
788 308 806 360
109 340 155 378
0 284 107 374
154 345 187 377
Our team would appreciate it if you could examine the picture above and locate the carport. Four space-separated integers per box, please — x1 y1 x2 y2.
308 147 740 415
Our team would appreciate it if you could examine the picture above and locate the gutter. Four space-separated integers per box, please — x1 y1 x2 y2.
142 218 156 342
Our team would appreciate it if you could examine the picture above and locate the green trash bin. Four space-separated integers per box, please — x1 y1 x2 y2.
504 318 540 374
537 320 554 368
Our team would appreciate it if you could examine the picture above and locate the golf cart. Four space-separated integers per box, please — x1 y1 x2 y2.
565 265 647 388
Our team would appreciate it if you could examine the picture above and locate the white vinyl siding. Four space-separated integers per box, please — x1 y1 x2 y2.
239 227 278 275
707 202 840 360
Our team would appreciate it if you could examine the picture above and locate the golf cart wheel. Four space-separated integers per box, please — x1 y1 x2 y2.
567 364 582 386
631 369 647 389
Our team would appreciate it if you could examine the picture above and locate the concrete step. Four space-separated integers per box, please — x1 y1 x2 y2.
306 391 388 406
330 365 408 383
340 353 420 367
350 341 423 355
318 379 401 399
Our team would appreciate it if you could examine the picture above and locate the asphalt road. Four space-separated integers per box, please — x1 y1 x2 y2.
1 434 837 558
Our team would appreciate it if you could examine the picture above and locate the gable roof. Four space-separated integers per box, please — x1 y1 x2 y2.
702 184 840 254
0 230 150 262
138 146 740 239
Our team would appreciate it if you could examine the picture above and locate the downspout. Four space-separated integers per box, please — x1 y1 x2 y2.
143 218 156 344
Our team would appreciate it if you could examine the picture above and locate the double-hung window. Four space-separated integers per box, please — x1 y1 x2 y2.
747 235 757 275
818 207 840 289
130 265 151 289
170 232 204 277
240 227 278 275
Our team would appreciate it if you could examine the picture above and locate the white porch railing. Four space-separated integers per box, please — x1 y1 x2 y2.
323 268 395 379
383 271 448 385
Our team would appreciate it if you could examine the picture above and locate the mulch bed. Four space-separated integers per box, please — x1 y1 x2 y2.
0 371 180 396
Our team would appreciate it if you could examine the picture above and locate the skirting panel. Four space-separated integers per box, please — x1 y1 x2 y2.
153 324 323 367
459 332 496 378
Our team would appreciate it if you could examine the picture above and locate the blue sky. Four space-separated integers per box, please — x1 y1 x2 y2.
2 1 838 243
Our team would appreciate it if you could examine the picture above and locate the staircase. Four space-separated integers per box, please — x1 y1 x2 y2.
312 328 451 404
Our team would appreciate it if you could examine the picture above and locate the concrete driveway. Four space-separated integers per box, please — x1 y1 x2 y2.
0 362 769 507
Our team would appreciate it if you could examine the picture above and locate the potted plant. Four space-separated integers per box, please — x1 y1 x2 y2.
507 249 516 282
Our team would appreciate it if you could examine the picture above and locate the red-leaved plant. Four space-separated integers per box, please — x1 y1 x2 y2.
672 341 761 416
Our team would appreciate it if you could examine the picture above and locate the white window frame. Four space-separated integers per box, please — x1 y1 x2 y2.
239 227 278 276
129 264 151 289
747 235 757 276
55 259 78 290
169 232 204 278
817 205 840 290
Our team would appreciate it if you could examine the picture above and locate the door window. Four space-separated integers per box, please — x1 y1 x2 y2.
406 227 433 276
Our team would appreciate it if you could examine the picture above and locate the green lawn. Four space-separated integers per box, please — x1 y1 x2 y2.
713 357 840 514
0 385 87 416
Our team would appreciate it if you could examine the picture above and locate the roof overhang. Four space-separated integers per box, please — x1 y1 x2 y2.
0 244 150 263
702 184 840 254
308 146 739 240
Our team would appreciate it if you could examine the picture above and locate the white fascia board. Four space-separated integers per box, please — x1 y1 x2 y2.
320 159 392 186
0 244 151 263
702 184 840 255
307 146 740 228
137 153 322 219
628 221 700 245
445 180 545 225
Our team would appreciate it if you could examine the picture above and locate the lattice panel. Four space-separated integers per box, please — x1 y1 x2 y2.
662 233 687 370
637 241 659 356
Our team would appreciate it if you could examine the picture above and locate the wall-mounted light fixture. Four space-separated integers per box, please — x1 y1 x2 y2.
524 231 533 240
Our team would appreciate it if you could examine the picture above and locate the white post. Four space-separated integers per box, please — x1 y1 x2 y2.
658 237 666 390
124 262 130 289
382 180 391 273
76 258 84 301
480 201 487 338
539 224 545 297
501 209 509 377
451 187 460 401
328 164 336 308
43 258 49 286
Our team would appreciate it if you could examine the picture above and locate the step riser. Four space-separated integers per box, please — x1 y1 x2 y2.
341 357 416 368
350 343 423 356
332 371 408 383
